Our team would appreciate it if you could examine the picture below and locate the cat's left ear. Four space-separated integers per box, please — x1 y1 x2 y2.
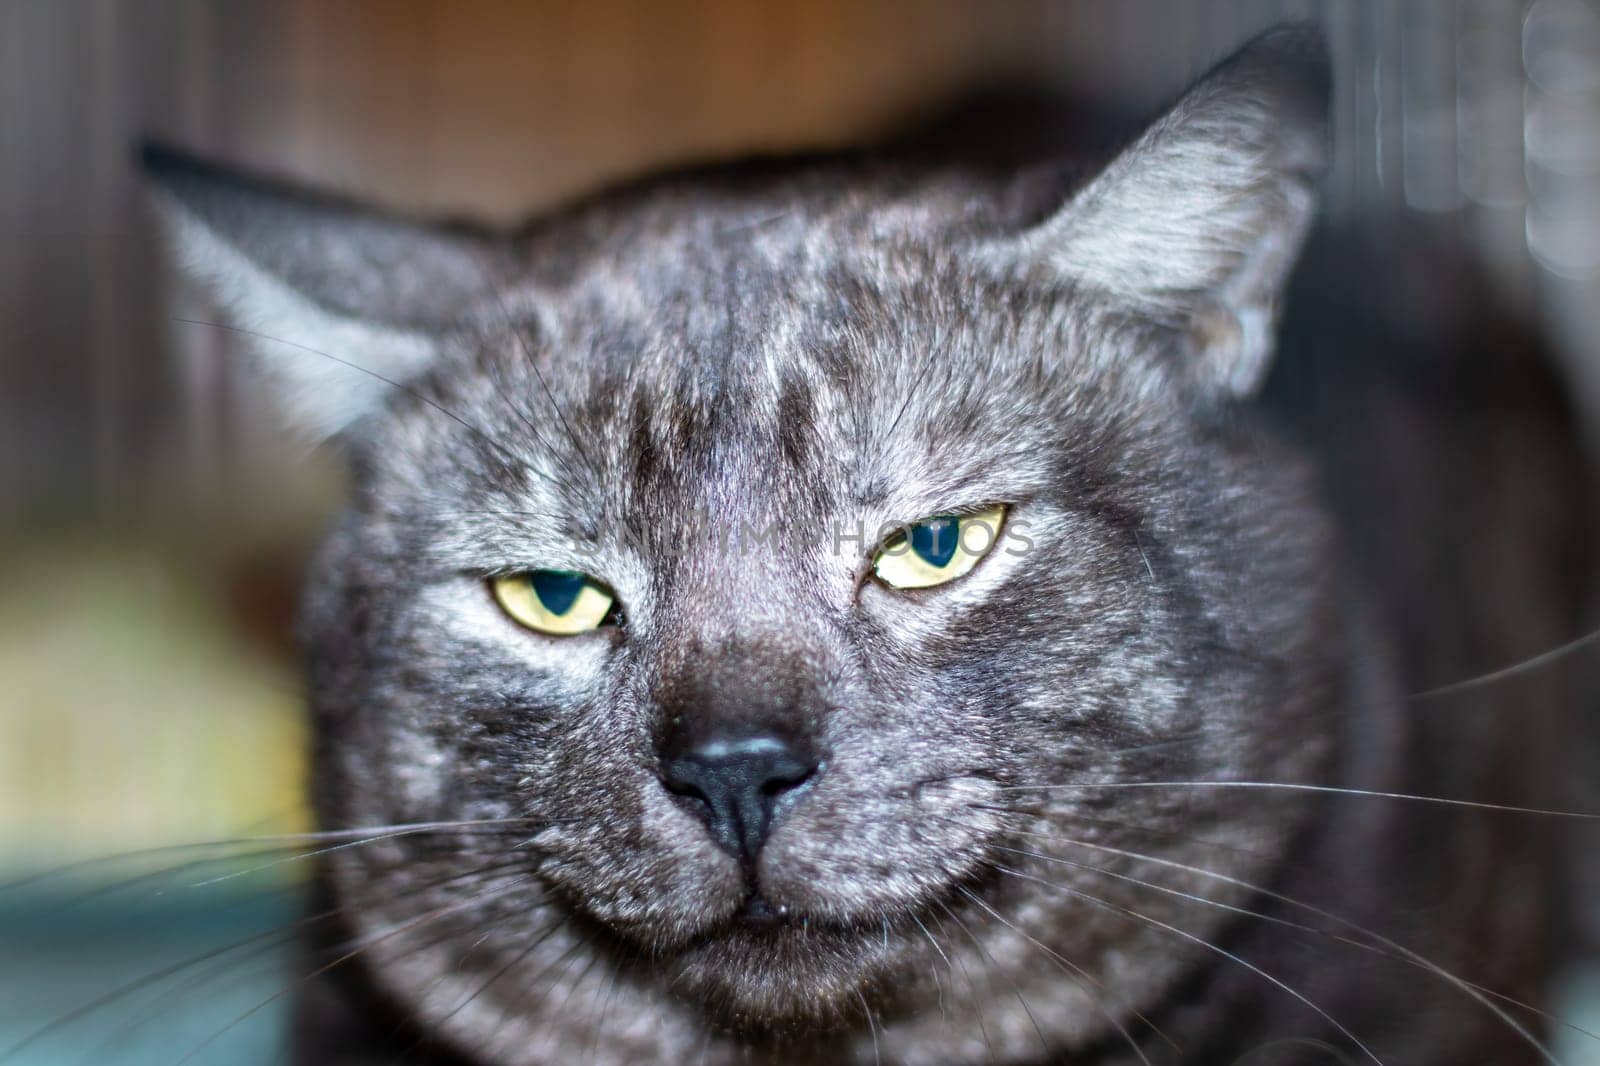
141 144 510 439
1006 25 1330 397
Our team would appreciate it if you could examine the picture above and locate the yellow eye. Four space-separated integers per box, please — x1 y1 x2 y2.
872 505 1007 590
491 570 617 635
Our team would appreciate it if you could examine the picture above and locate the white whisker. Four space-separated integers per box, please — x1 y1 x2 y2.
999 781 1600 819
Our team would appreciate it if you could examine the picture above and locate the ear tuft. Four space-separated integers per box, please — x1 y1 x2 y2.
141 142 505 439
1009 24 1331 397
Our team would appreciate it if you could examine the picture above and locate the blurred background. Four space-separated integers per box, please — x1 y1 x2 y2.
1 0 1598 1062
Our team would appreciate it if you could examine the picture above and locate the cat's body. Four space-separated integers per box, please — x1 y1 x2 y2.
146 28 1596 1065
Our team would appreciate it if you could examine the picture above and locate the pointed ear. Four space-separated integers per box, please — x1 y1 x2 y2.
1012 26 1330 396
141 143 508 438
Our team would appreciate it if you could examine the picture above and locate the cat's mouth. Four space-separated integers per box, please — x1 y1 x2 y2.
735 893 789 926
709 892 880 940
677 866 980 1000
664 906 907 1028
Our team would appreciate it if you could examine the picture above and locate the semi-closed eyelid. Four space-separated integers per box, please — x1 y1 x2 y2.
873 503 1009 553
871 505 1009 591
490 569 622 635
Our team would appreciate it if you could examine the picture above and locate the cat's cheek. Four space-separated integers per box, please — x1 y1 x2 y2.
759 771 1004 921
534 789 748 945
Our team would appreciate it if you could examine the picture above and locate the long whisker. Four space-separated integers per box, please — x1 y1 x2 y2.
2 914 300 1062
970 801 1276 863
388 908 571 1062
907 911 953 1028
475 335 595 502
0 855 535 1063
994 837 1593 1047
929 905 997 1063
953 885 1166 1063
1073 621 1600 764
1 818 539 894
62 918 307 1066
1233 1036 1361 1064
16 849 307 928
998 781 1600 819
1097 732 1207 758
968 795 1587 1039
967 815 1563 1063
855 984 883 1066
92 868 530 1066
170 317 555 487
172 873 534 1066
580 940 637 1064
10 828 539 948
881 322 954 449
542 926 607 1022
989 836 1351 935
479 922 595 1052
986 862 1384 1065
473 271 604 485
181 826 540 890
937 899 1051 1058
1411 624 1600 701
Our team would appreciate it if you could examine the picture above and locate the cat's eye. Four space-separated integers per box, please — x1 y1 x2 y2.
491 570 618 635
872 505 1007 590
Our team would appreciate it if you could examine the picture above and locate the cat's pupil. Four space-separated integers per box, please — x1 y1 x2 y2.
530 570 588 616
909 516 960 568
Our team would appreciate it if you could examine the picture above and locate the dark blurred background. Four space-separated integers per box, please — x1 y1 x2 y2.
1 1 1597 1062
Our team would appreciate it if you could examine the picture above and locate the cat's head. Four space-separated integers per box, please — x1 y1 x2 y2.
149 27 1338 1064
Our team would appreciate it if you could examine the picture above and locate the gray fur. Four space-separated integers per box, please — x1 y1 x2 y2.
146 26 1592 1066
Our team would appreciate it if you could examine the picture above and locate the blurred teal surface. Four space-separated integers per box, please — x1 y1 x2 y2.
0 888 299 1066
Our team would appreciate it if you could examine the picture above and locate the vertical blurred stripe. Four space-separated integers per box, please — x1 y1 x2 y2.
0 3 19 517
1524 0 1600 446
88 1 125 508
1402 0 1463 213
1526 0 1600 281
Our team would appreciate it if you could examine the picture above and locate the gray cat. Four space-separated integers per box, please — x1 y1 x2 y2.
144 26 1596 1066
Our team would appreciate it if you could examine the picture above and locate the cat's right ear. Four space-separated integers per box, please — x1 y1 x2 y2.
141 143 507 439
994 25 1331 399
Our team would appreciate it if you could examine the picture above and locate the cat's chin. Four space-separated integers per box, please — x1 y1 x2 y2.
664 912 897 1029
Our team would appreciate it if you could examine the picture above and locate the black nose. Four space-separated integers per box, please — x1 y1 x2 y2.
661 735 818 864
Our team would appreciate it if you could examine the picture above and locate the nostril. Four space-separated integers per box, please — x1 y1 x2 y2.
760 760 814 797
660 761 709 802
662 758 700 793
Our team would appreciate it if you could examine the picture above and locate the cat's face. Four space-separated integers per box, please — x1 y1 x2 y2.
152 28 1337 1065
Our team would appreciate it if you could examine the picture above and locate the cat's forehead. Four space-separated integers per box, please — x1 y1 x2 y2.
527 160 999 274
520 162 1005 340
498 166 1083 426
413 164 1144 540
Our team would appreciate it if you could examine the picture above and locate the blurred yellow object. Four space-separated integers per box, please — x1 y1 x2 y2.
0 540 309 872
